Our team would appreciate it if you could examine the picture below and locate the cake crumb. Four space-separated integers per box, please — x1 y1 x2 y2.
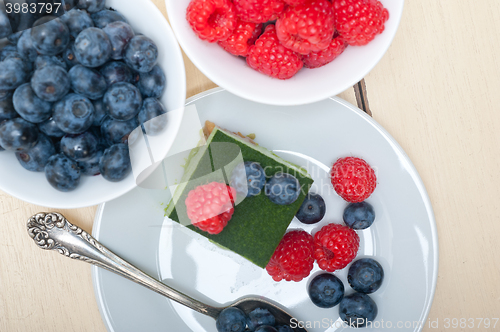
203 120 216 138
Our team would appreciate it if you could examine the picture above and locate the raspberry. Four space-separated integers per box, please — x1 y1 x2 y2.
333 0 389 46
185 182 236 234
266 230 315 282
233 0 286 24
330 157 377 203
302 35 347 69
313 223 360 272
283 0 307 6
186 0 237 43
276 0 335 55
247 25 303 80
218 20 263 56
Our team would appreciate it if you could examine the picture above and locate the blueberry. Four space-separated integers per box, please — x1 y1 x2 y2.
74 27 112 68
103 21 135 60
103 82 142 121
230 161 266 197
0 58 29 90
92 98 107 126
339 293 378 328
78 148 103 176
53 93 94 134
0 91 11 101
45 153 81 192
64 0 78 11
17 30 38 63
137 65 166 98
68 65 108 100
215 307 247 332
13 83 53 124
126 124 141 146
1 50 34 76
265 172 300 205
296 193 326 224
15 133 56 172
62 41 80 68
31 18 70 56
0 44 20 61
1 46 33 73
8 31 23 45
308 273 344 308
130 70 140 84
343 202 375 230
247 308 275 331
61 131 99 161
124 35 158 73
99 61 133 86
0 118 39 151
91 9 127 28
0 94 18 123
276 326 293 332
51 137 62 153
88 125 109 149
2 43 19 52
77 0 106 13
35 55 68 70
61 8 94 38
347 258 384 294
0 90 11 100
0 9 11 39
137 98 167 135
99 143 131 182
31 65 71 102
39 117 66 138
255 326 277 332
100 116 138 145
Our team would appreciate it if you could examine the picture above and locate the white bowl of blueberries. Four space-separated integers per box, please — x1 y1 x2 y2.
0 0 186 208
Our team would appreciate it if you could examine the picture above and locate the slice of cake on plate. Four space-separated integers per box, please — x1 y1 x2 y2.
165 122 314 268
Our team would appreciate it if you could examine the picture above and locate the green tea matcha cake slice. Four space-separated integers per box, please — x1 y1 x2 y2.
165 125 314 268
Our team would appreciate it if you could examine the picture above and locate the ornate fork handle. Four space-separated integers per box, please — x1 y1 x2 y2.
27 212 221 319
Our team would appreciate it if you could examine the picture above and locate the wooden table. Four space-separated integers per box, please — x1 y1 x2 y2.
1 1 500 331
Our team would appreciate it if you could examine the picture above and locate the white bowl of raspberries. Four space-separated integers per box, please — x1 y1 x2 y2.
166 0 403 106
0 0 186 208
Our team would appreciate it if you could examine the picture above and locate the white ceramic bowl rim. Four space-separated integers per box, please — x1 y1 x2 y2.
166 0 404 106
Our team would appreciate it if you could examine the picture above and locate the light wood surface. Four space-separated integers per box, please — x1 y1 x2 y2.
1 0 500 331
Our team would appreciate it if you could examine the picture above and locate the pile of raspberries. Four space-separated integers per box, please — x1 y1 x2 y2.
186 0 389 79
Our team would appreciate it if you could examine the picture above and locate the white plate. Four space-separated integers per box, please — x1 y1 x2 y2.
165 0 404 106
92 88 438 332
0 0 186 209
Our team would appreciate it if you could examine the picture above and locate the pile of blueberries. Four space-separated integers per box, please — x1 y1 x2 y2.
0 0 167 192
308 255 384 329
216 307 293 332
